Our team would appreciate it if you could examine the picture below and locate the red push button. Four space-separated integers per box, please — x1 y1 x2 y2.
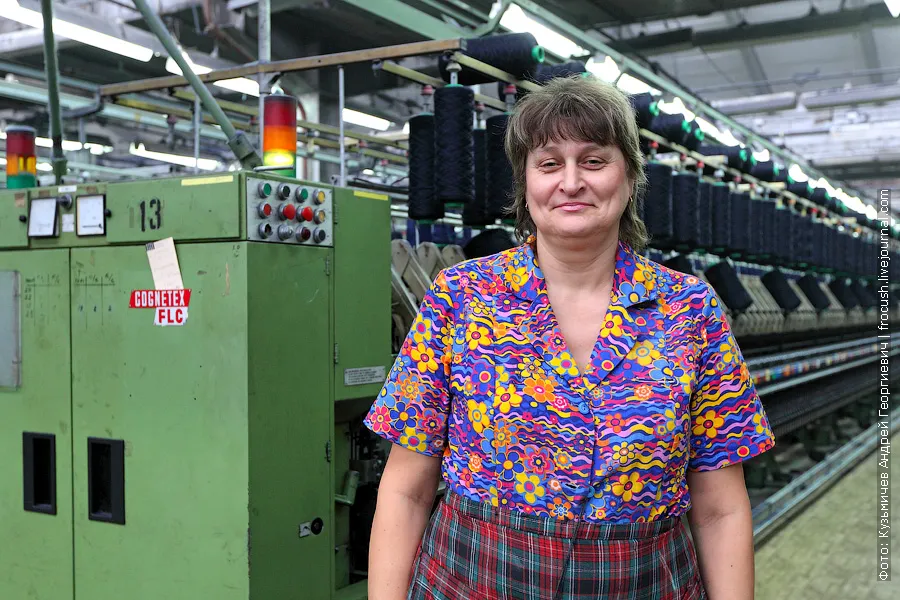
299 206 314 222
279 203 297 221
296 227 311 242
257 202 272 218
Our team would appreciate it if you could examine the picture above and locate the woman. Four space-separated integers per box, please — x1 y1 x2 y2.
365 75 775 599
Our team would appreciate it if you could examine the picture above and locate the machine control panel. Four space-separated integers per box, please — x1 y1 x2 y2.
247 177 333 247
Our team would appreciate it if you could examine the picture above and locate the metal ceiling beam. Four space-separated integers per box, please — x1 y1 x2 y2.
0 78 229 141
859 26 883 85
339 0 465 41
0 27 64 57
605 2 897 56
724 10 770 96
711 91 797 116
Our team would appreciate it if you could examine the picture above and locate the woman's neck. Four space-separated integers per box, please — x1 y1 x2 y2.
534 233 618 296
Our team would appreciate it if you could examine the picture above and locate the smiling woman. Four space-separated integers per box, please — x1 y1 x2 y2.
365 75 774 600
505 76 649 251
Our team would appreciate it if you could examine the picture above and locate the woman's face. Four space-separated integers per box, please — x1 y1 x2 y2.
525 139 631 243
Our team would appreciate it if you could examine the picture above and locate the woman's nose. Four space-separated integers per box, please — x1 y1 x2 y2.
560 161 584 195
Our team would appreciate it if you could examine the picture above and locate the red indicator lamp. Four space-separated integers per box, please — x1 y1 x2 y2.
263 93 297 178
5 125 37 189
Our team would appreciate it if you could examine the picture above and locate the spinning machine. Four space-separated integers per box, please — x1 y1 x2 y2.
1 26 899 600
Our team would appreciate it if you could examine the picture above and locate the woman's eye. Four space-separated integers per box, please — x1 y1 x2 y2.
539 160 559 168
584 158 605 167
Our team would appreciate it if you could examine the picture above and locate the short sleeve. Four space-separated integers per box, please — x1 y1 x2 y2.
363 269 455 457
688 284 775 471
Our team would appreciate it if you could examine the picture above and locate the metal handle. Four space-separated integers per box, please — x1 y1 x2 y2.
88 437 126 525
23 432 57 515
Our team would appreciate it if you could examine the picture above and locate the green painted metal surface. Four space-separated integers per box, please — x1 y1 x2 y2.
0 189 29 249
104 175 242 244
0 249 73 600
1 171 389 599
71 243 251 598
247 242 335 600
334 421 353 589
333 189 393 402
341 0 463 40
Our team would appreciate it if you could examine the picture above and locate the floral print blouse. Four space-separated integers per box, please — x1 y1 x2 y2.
365 239 775 523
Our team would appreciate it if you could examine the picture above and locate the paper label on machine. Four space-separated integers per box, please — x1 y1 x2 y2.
344 366 387 386
154 307 189 327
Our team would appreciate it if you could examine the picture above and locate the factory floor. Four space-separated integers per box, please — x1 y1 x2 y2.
754 432 898 600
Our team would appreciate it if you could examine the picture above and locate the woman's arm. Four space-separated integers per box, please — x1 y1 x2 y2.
686 464 755 600
368 444 443 600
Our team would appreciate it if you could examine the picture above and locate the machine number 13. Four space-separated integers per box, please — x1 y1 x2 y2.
139 198 162 231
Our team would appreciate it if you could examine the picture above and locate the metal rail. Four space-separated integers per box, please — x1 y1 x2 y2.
747 334 897 369
373 60 506 112
752 406 900 547
756 348 899 397
98 39 466 97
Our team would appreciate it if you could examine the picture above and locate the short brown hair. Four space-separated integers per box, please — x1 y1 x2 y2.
503 75 649 251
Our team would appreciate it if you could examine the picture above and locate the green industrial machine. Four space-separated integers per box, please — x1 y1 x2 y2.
0 171 392 599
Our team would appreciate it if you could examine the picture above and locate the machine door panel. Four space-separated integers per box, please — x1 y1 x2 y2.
70 243 250 599
0 190 29 249
245 244 335 599
0 249 73 600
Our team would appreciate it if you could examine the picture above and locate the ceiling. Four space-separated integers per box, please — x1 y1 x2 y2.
0 0 897 212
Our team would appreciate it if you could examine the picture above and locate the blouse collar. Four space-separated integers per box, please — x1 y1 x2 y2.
506 237 659 310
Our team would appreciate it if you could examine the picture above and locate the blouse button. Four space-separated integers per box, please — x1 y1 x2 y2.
592 387 602 399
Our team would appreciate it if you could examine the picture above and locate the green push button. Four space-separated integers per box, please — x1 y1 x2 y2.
258 182 272 198
296 187 309 202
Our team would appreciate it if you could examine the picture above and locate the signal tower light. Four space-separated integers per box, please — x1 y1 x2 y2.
5 125 37 189
263 93 298 178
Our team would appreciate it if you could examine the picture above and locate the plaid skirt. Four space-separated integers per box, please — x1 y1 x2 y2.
408 490 707 600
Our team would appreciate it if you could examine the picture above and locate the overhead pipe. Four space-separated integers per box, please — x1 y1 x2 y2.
39 0 66 183
258 0 271 149
130 0 261 169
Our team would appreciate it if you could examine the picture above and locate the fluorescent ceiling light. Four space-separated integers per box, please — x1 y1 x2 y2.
5 1 153 62
695 118 742 147
495 3 587 58
165 56 260 97
788 163 808 182
865 204 878 219
585 56 620 83
658 97 695 122
130 142 219 171
694 117 720 137
816 179 836 196
885 1 900 18
752 149 770 162
616 73 658 95
840 193 867 215
342 108 391 131
36 162 52 171
715 128 742 147
29 136 112 154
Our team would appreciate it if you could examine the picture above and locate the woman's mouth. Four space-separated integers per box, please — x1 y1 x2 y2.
557 202 591 212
